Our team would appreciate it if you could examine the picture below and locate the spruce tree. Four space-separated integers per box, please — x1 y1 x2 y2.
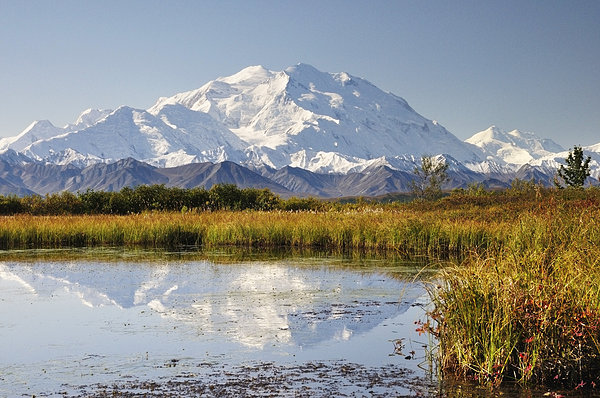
555 146 591 188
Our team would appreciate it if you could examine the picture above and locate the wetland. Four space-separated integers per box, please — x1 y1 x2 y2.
0 249 437 397
1 185 600 396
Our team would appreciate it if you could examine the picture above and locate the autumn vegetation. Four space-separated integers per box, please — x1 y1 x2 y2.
0 179 599 391
428 187 600 390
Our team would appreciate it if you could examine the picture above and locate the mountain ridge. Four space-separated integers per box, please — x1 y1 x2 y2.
0 63 598 195
0 156 514 197
1 63 486 172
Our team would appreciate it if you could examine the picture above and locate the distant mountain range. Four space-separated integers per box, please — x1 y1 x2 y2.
1 64 598 197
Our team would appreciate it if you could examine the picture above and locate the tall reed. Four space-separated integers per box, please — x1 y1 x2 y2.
429 204 600 388
0 209 509 255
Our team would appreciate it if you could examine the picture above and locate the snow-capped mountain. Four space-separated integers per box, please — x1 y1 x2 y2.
465 125 600 180
0 63 598 195
465 125 565 166
530 144 600 181
0 120 64 153
1 63 484 173
66 108 113 130
148 63 484 172
9 105 248 168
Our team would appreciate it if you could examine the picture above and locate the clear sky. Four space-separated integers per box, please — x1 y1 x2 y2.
1 0 598 147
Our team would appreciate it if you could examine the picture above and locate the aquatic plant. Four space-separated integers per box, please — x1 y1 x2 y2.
429 202 600 389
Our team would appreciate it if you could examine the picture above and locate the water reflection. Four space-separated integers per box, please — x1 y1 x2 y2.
0 255 429 396
1 260 422 348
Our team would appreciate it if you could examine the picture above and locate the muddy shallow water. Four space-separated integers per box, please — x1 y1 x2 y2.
0 251 440 397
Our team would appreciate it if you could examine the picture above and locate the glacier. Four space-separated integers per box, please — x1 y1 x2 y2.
0 63 598 186
1 63 485 172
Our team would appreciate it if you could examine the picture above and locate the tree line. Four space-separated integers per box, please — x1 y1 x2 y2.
0 146 593 215
0 184 325 215
411 145 593 200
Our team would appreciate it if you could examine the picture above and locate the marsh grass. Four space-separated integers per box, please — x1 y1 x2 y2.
0 209 507 255
429 202 600 389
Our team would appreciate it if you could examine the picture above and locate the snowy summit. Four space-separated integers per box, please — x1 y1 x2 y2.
0 63 598 178
0 64 482 172
465 126 565 166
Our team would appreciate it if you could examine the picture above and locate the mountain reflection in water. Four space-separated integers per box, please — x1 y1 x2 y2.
1 260 422 349
0 256 429 396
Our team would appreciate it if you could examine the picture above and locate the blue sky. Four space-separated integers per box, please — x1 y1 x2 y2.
1 0 598 147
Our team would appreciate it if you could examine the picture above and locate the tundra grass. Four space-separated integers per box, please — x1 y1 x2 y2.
428 204 600 390
0 208 508 255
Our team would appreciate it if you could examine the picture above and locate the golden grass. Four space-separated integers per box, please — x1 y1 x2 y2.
0 208 510 255
428 200 600 389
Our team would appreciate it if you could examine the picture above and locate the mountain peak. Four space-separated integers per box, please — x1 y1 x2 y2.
3 63 582 179
283 63 333 87
220 65 274 86
466 125 565 165
74 108 112 128
27 119 57 130
1 63 486 172
1 63 598 195
0 119 63 152
285 63 321 74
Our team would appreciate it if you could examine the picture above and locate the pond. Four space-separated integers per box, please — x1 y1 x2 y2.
0 249 440 397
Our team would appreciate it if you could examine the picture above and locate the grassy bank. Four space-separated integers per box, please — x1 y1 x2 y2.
428 198 600 390
0 188 595 256
0 209 506 255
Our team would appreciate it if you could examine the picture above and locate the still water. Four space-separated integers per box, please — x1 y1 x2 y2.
0 250 437 397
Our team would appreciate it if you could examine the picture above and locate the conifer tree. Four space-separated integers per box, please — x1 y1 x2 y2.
555 146 591 188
